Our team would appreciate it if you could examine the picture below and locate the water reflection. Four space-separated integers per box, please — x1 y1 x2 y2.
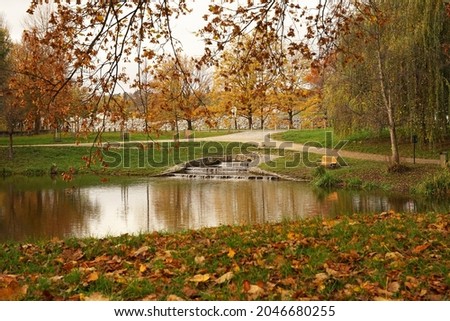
0 176 448 241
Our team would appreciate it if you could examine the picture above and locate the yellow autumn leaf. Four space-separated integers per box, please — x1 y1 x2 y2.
188 274 210 283
227 248 236 258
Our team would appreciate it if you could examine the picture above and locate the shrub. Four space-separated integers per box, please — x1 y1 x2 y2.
415 172 450 197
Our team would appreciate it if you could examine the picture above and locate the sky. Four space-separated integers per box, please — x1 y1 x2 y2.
1 0 320 52
0 0 209 56
0 1 31 42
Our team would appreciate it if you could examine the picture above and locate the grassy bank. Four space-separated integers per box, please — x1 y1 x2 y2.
0 141 257 177
0 212 448 300
259 151 445 194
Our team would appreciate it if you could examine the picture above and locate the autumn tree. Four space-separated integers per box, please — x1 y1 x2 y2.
269 55 322 129
7 6 75 138
23 1 351 135
140 55 211 132
213 31 281 130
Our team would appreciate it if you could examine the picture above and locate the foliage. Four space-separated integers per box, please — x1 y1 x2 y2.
324 0 450 153
0 212 448 300
415 171 450 197
313 170 342 189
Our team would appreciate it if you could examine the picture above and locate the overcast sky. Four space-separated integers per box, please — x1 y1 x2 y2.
0 0 208 55
0 1 31 42
1 1 319 54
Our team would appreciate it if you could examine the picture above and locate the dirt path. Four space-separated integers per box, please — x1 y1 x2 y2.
198 130 440 165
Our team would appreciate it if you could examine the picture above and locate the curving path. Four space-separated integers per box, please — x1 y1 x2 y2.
197 130 440 165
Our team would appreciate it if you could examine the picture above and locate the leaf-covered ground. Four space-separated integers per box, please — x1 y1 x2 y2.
0 212 448 301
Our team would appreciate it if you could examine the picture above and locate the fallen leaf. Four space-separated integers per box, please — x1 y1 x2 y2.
167 294 184 301
412 243 430 254
139 264 147 273
83 292 109 301
86 271 99 283
247 284 265 300
227 248 236 258
385 252 404 260
182 286 199 298
133 246 149 257
194 256 205 265
216 272 234 284
188 274 210 283
314 273 329 283
387 281 400 293
243 280 251 292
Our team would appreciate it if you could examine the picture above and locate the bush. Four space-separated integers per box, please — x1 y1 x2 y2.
346 178 363 190
415 172 450 197
312 165 342 188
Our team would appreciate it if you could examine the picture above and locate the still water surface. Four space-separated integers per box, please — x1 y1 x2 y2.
0 176 448 241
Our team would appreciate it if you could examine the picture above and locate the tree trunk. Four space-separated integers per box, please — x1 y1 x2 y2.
8 130 13 159
376 44 400 165
186 119 193 131
288 111 294 129
248 116 253 130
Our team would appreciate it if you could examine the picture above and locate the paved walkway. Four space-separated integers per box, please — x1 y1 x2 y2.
198 130 440 165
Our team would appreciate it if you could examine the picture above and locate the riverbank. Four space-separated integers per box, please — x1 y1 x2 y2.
1 130 449 195
1 212 448 300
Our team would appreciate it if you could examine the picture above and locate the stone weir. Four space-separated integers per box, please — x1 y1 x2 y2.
164 155 279 180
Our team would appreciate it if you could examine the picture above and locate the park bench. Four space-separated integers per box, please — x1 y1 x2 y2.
320 155 339 168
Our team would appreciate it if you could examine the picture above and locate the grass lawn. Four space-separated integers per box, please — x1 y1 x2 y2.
0 130 239 146
0 141 257 177
273 129 450 160
0 212 448 300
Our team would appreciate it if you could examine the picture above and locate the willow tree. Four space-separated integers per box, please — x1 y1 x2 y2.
324 0 450 164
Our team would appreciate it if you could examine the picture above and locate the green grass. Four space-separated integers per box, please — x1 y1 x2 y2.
273 129 449 160
0 141 257 177
0 212 448 300
260 150 444 193
0 130 239 146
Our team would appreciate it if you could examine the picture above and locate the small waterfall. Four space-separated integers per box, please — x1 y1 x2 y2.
165 156 279 180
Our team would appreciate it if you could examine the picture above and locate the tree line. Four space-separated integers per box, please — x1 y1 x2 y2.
1 0 449 165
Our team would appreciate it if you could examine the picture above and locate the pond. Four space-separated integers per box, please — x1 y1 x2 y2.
0 175 448 242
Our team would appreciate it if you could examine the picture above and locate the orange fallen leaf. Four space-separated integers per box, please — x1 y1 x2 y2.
412 243 430 254
86 271 99 283
139 264 147 273
243 280 251 292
